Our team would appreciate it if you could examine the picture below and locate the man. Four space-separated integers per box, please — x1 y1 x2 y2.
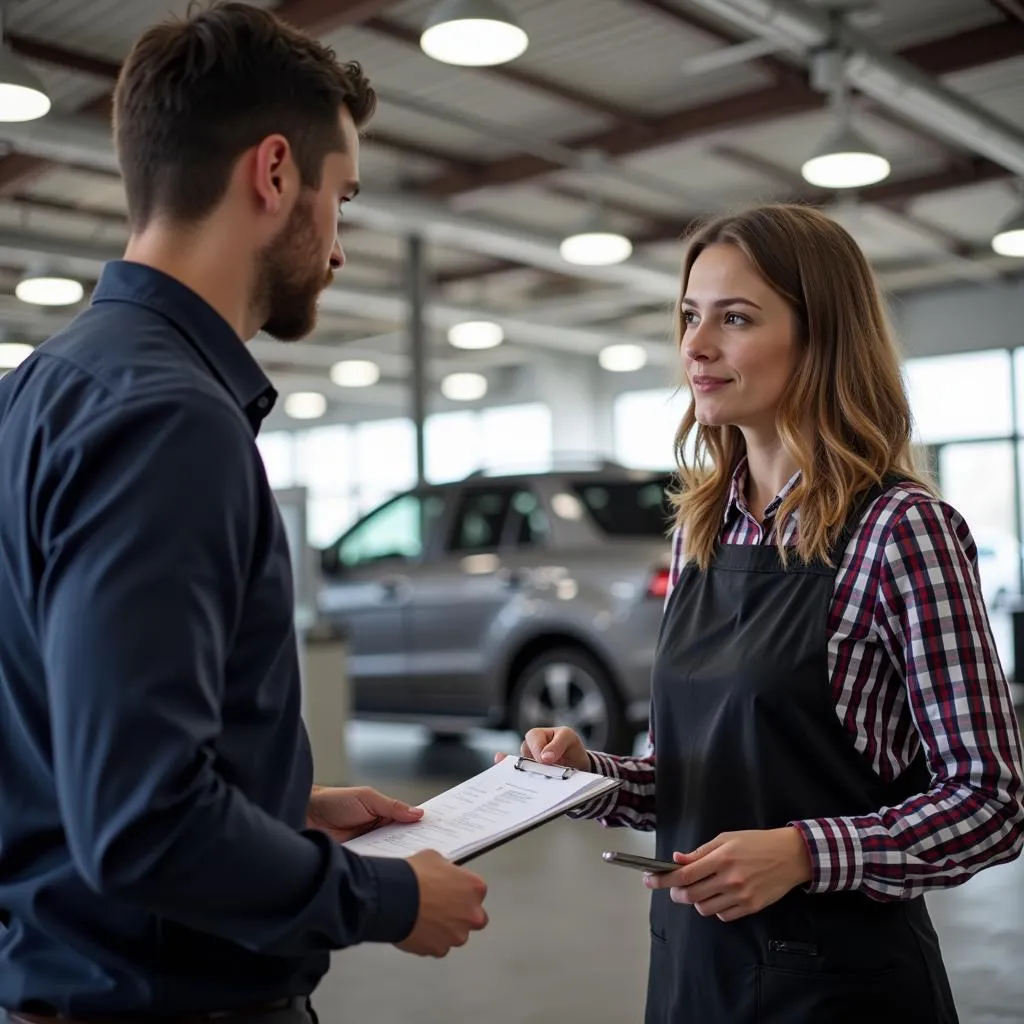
0 4 488 1021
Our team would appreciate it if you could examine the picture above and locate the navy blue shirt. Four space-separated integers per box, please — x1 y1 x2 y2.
0 261 418 1015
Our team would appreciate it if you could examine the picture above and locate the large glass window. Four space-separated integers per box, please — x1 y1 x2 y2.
904 350 1013 444
613 388 690 470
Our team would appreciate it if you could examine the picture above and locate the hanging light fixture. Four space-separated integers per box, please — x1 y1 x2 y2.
330 359 380 387
448 320 504 350
441 371 488 401
598 343 647 373
420 0 528 67
15 273 84 306
559 227 633 266
0 340 32 369
284 392 327 420
801 122 891 189
0 5 50 122
801 46 889 190
992 206 1024 258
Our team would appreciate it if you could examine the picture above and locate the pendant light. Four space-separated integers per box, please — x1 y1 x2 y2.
992 206 1024 258
421 0 528 67
15 272 84 306
0 3 50 122
448 319 504 350
801 46 889 190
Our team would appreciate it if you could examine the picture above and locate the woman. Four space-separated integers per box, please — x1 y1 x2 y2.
513 204 1024 1023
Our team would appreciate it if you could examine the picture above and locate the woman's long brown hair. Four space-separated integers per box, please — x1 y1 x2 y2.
671 204 932 569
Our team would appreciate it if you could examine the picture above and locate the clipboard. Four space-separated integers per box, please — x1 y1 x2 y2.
343 754 622 865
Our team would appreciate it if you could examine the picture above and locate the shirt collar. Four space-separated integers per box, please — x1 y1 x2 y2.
91 260 277 431
723 456 802 528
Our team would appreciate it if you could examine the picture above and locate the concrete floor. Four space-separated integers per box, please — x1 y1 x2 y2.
315 723 1024 1024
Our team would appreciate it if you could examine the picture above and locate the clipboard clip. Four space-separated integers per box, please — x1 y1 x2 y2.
513 755 576 780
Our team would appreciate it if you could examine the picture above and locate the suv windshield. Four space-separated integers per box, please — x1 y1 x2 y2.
570 476 673 537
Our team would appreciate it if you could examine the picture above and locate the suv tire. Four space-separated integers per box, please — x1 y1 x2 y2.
510 647 633 756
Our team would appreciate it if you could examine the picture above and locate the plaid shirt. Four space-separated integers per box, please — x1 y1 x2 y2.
578 460 1024 901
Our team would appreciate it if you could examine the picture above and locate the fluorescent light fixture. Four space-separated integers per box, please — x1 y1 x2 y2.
559 230 633 266
284 391 327 420
15 274 84 306
441 371 488 401
992 208 1024 258
0 341 33 369
0 47 51 122
330 359 380 387
801 124 890 189
421 0 528 67
448 319 504 350
599 343 648 372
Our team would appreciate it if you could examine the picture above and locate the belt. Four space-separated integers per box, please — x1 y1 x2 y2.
7 996 309 1024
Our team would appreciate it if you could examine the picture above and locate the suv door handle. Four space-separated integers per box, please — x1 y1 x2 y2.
499 567 528 589
378 575 411 601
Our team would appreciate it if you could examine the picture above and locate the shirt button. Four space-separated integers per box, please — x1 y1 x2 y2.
257 396 270 410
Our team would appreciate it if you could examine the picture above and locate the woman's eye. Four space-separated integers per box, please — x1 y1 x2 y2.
682 310 698 325
724 312 748 326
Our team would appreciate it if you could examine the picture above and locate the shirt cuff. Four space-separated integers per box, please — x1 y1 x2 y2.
790 817 864 894
359 855 420 943
567 750 620 820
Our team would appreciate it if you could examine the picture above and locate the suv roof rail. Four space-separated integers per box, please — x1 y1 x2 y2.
462 454 628 480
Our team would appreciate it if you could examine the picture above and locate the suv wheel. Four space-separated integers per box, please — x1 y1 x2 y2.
510 647 632 756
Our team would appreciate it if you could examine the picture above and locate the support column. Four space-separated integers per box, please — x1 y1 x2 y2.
535 353 615 464
407 233 427 485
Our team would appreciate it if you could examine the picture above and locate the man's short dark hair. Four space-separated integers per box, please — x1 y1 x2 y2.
113 1 376 230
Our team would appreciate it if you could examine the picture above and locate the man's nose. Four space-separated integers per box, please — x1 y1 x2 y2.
330 238 344 271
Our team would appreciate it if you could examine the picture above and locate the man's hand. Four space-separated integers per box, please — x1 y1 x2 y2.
644 828 813 922
396 850 489 958
306 785 423 843
494 727 590 773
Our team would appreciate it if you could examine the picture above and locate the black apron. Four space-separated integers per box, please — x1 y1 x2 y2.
646 483 959 1023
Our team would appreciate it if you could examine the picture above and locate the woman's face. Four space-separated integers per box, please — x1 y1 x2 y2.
680 243 800 436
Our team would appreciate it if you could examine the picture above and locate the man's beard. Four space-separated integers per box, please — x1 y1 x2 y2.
256 194 333 342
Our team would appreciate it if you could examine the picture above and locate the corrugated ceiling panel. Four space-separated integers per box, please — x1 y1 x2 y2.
9 0 277 63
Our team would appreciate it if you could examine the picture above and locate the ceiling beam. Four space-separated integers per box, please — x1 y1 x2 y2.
416 20 1024 199
361 16 643 125
0 0 409 197
274 0 405 33
988 0 1024 24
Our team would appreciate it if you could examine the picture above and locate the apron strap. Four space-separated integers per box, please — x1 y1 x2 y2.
827 473 907 568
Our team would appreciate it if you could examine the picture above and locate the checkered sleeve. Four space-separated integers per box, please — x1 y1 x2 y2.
567 530 684 829
793 497 1024 900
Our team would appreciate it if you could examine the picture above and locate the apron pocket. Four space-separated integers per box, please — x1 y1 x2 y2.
758 963 923 1024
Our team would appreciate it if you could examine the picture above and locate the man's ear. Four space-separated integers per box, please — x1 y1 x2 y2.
251 134 295 215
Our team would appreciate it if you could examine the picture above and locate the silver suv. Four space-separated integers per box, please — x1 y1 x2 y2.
317 463 673 754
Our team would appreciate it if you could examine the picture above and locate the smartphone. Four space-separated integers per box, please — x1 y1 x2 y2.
602 850 679 874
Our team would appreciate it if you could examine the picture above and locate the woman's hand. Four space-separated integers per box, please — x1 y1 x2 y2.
493 727 590 773
644 827 813 922
306 785 423 843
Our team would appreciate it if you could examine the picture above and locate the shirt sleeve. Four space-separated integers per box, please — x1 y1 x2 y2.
792 498 1024 900
568 529 684 830
36 390 418 954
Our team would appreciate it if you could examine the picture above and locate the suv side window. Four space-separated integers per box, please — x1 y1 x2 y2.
335 493 444 568
509 488 549 548
448 488 515 553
